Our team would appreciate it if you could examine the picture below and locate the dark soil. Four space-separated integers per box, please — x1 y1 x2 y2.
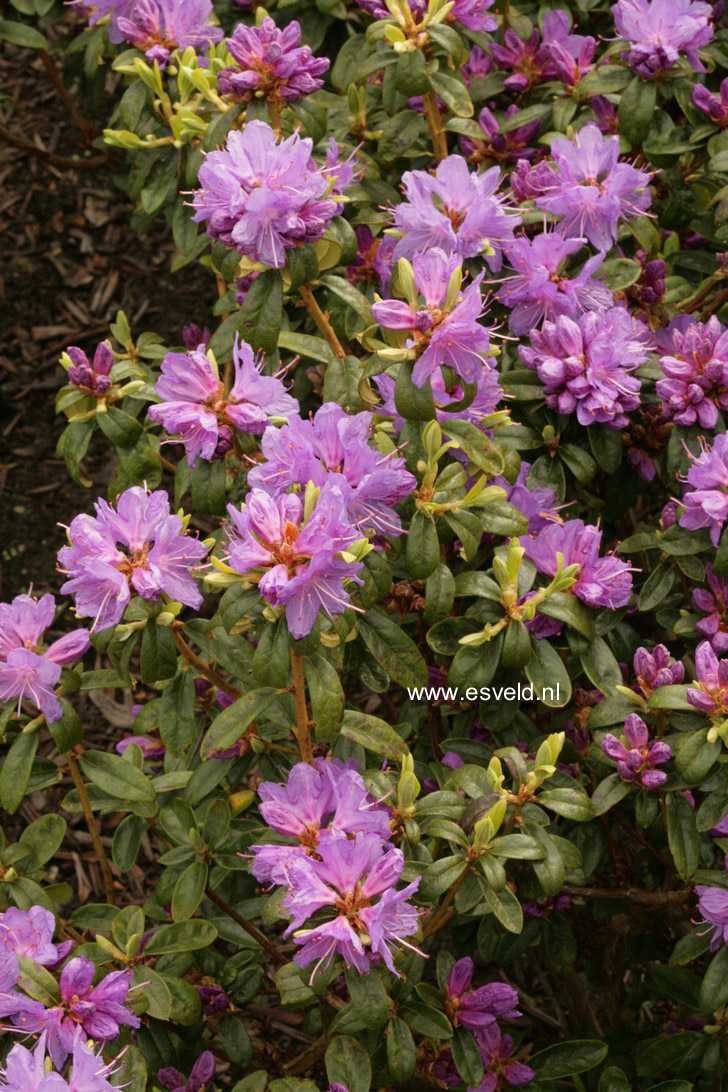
0 37 215 605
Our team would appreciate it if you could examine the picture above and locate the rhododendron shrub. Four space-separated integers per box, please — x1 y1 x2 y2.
4 0 728 1087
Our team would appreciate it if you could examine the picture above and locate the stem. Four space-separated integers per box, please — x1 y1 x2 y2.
205 885 286 965
0 122 108 170
66 751 116 905
422 91 448 163
172 627 242 699
422 864 470 937
290 648 315 765
283 1032 328 1075
298 285 346 359
267 97 283 135
561 884 690 905
40 50 96 144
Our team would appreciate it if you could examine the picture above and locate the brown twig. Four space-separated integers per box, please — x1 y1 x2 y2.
205 885 287 965
0 122 107 170
283 1032 328 1075
422 864 470 937
171 627 242 699
65 751 116 905
561 884 691 905
39 50 97 144
299 284 346 359
290 647 315 765
422 91 448 163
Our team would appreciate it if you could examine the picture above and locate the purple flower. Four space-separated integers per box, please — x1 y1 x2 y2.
694 565 728 654
490 26 552 92
0 1027 122 1092
693 78 728 125
497 231 613 335
116 0 222 66
519 307 648 427
58 487 208 631
462 105 541 165
148 336 297 465
591 95 618 135
218 17 329 103
492 463 559 535
523 519 634 609
71 0 136 43
696 880 728 950
601 713 672 789
158 1052 215 1092
251 758 391 883
470 1024 535 1091
463 45 493 82
372 249 494 387
656 316 728 429
191 121 342 268
543 10 596 86
248 403 416 537
687 640 728 715
445 958 521 1030
522 895 571 918
223 484 363 639
633 643 685 696
64 341 113 396
182 324 211 351
196 981 230 1016
391 156 521 270
524 125 653 252
375 364 503 432
679 434 728 546
283 834 421 978
612 0 714 77
0 906 71 967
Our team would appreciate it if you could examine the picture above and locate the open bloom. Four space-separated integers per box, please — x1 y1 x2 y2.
392 156 521 270
687 640 728 715
218 17 329 102
445 958 521 1030
0 1028 123 1092
523 125 653 251
633 643 685 696
523 519 634 609
248 402 416 537
490 9 594 91
492 462 559 535
371 248 494 387
375 363 503 432
612 0 713 77
0 906 72 968
148 336 297 465
601 713 672 788
696 868 728 950
116 0 222 66
693 78 728 125
694 565 728 654
192 121 341 268
58 487 207 631
656 315 728 429
251 759 391 883
519 307 648 427
497 232 613 335
224 484 363 639
64 342 113 396
679 434 728 546
284 834 421 978
470 1024 535 1091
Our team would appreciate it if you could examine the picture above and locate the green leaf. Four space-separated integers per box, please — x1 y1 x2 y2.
18 814 66 869
340 710 408 760
17 956 60 1004
530 1039 608 1078
159 667 197 758
305 654 345 742
200 688 279 760
591 773 630 816
395 49 429 95
524 636 572 707
451 1027 484 1087
448 635 503 691
96 406 143 449
325 1035 372 1092
0 18 47 47
646 685 694 711
441 420 504 477
112 814 144 872
378 110 427 161
537 591 595 638
139 623 177 685
481 880 523 933
407 510 440 579
79 751 156 804
47 697 83 753
395 363 437 422
219 1013 253 1066
401 1001 453 1039
665 792 700 880
358 608 428 688
429 71 473 117
345 969 390 1029
56 420 94 487
589 425 622 473
619 75 657 146
171 861 208 922
424 564 456 621
144 920 218 954
387 1016 416 1081
674 728 721 783
0 729 39 814
639 562 676 611
581 637 623 697
599 1066 632 1092
699 946 728 1013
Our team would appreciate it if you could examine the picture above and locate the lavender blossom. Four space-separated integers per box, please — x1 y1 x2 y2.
116 0 222 66
64 341 113 396
601 713 672 788
158 1052 215 1092
679 434 728 546
444 958 521 1030
470 1024 535 1091
492 463 559 534
372 249 494 386
523 519 634 609
391 156 521 270
612 0 713 77
694 565 728 654
490 9 593 92
283 834 421 978
524 125 653 251
497 231 613 335
148 336 297 465
0 906 72 967
191 121 342 268
693 78 728 125
687 640 728 715
0 1028 122 1092
58 487 208 631
519 307 648 427
461 105 540 166
633 643 685 696
248 402 416 537
218 18 329 103
223 484 363 639
375 364 503 431
655 315 728 429
251 758 391 883
696 878 728 949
